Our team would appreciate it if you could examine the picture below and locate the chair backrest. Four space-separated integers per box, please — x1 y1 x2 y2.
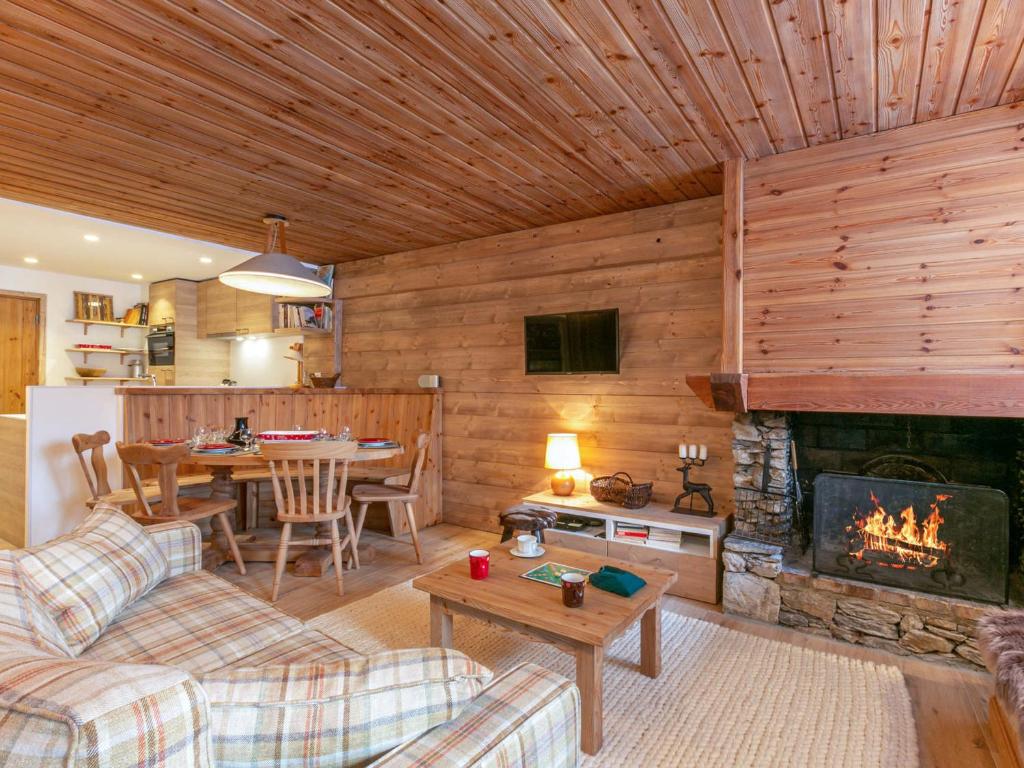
261 440 358 520
406 432 430 495
115 442 190 517
71 430 112 501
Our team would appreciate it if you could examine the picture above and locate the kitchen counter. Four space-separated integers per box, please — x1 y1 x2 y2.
117 386 438 395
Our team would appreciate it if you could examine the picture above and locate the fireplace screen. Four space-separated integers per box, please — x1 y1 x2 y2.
813 473 1008 605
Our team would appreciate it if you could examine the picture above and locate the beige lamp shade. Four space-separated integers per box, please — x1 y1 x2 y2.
545 433 581 470
219 250 331 297
219 214 331 298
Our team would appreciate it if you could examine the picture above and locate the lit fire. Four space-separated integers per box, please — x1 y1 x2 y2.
845 491 951 570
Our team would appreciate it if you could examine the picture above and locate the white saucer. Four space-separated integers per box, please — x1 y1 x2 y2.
510 547 545 558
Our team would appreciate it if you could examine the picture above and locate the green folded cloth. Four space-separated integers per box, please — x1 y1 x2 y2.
588 565 647 597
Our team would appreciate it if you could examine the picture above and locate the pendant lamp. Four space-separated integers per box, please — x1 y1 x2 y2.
218 215 331 297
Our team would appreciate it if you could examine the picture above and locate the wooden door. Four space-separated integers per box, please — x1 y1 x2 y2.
0 295 41 414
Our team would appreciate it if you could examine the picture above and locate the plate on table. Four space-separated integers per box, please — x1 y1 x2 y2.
358 438 399 448
193 443 240 454
258 430 318 441
510 546 546 559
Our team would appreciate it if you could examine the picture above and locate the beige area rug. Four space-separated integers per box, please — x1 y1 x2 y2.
311 581 918 768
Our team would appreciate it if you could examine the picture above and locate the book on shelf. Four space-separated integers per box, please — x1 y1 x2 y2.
277 301 333 331
615 523 649 541
648 528 684 547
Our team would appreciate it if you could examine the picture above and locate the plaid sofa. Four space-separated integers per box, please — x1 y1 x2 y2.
0 506 581 767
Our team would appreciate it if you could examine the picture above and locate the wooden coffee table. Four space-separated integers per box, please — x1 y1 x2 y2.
412 543 677 755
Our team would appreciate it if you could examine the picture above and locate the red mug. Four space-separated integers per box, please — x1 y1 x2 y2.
469 549 490 580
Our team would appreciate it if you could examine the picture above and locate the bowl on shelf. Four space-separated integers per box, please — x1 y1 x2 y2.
75 366 107 378
309 372 340 388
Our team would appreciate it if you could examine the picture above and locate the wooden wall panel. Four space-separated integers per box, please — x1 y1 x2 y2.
121 389 441 529
335 198 735 532
743 102 1024 374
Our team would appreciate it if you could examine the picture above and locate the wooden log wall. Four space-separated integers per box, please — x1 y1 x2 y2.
335 198 736 532
120 388 441 528
743 102 1024 374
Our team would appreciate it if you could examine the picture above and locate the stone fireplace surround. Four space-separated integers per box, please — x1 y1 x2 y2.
723 411 1021 669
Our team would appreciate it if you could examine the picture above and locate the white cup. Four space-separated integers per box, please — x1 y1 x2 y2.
517 534 538 555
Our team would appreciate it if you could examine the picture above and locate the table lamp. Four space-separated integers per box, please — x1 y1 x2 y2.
545 433 581 496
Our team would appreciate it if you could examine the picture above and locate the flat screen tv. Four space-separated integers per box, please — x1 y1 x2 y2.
524 309 619 375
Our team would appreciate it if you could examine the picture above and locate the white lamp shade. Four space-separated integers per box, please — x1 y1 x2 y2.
545 433 581 470
219 251 331 297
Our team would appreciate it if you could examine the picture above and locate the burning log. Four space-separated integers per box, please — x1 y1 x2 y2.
845 492 952 570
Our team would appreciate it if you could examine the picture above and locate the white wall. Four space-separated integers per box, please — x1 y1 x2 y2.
25 386 123 544
229 335 300 386
0 264 147 385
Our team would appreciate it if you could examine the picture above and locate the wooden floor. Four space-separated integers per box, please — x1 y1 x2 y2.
219 523 1002 768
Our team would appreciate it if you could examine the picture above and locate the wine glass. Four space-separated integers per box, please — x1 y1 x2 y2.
316 427 329 441
193 425 210 447
337 425 352 442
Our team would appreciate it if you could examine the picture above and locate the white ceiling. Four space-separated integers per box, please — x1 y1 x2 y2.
0 197 254 284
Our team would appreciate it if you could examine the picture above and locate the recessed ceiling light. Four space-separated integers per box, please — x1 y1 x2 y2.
23 256 38 264
131 273 143 280
199 256 213 264
83 234 100 242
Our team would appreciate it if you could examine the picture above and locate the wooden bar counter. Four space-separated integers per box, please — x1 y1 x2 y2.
117 387 442 530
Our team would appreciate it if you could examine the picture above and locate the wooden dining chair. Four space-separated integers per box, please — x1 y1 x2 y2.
351 433 429 567
72 431 211 508
115 442 246 574
262 440 358 602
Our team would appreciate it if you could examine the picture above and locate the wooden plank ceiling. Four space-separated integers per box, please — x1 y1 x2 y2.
2 0 1023 263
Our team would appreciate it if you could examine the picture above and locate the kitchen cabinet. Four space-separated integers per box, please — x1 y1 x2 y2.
148 281 176 326
198 279 274 337
199 279 237 337
235 290 274 335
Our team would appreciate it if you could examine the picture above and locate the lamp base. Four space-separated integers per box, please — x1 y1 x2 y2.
550 472 576 496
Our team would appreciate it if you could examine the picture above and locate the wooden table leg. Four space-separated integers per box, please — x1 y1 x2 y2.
201 466 234 570
640 602 662 678
576 643 604 755
429 596 453 648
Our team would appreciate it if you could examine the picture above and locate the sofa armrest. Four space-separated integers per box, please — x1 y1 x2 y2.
0 653 212 767
369 662 580 768
201 647 491 768
145 520 203 576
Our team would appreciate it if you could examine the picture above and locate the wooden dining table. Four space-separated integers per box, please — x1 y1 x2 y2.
189 443 404 572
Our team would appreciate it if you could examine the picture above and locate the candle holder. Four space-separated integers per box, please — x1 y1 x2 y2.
672 457 715 517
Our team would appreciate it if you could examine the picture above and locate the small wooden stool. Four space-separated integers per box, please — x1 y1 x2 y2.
499 505 558 543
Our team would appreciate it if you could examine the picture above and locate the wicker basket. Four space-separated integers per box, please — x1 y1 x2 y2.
590 472 653 509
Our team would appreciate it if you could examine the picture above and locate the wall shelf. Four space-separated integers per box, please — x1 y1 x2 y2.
66 347 145 363
66 318 148 337
272 327 331 336
65 376 151 386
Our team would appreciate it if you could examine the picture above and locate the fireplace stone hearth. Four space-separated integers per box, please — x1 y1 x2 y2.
723 410 1019 668
723 535 990 668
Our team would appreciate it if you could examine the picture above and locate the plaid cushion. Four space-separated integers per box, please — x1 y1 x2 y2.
370 663 580 768
201 647 491 768
144 520 203 577
222 628 360 669
0 552 71 657
83 569 302 675
16 506 168 656
0 653 212 767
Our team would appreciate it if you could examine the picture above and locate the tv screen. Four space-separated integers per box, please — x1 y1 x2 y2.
524 309 619 375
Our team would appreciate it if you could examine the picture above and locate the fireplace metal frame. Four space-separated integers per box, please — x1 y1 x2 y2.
813 472 1009 605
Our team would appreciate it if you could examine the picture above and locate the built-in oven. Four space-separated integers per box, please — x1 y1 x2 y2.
147 325 175 366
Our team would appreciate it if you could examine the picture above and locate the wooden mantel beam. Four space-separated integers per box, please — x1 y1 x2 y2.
719 157 744 374
686 372 1024 418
